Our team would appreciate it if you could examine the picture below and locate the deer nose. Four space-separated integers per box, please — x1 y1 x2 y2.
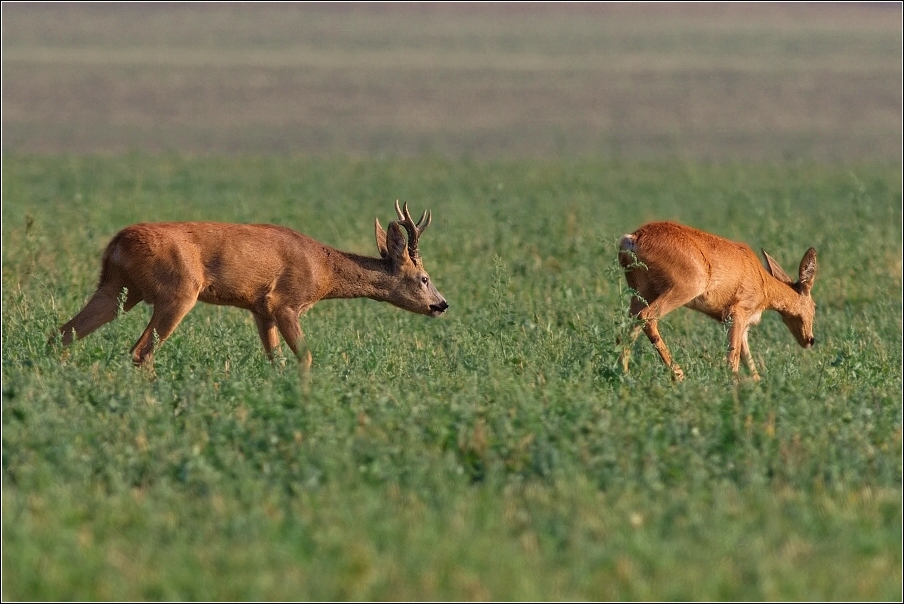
430 300 449 314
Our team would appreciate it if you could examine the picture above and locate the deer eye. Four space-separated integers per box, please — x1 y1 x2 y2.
421 276 429 285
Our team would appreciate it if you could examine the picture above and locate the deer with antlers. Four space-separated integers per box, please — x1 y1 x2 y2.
53 201 448 368
618 221 817 381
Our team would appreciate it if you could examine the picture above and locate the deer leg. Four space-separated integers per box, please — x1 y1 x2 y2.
725 317 754 380
57 284 142 345
630 289 697 381
252 313 280 361
274 308 312 369
130 297 197 366
640 319 685 381
739 327 761 381
618 323 644 373
618 295 649 373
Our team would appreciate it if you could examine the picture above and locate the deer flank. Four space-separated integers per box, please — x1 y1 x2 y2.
618 221 817 381
53 201 448 367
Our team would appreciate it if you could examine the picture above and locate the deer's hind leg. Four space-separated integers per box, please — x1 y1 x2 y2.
130 296 198 366
639 317 685 381
618 320 644 374
626 284 700 381
57 283 142 345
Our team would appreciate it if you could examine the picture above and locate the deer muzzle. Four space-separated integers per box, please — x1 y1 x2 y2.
429 300 449 316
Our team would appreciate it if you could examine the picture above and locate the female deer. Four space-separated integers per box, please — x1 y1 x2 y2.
618 221 817 381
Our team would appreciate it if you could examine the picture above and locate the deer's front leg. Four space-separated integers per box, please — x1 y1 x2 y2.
253 312 280 361
725 315 749 379
275 307 312 370
740 327 761 381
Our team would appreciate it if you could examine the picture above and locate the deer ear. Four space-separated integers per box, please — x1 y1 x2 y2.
798 248 817 295
375 218 389 258
762 249 793 285
386 222 411 265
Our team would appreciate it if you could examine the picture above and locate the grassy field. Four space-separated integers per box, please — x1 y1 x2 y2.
2 155 901 600
2 3 902 601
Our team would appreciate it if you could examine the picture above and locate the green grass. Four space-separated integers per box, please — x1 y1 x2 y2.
2 155 902 600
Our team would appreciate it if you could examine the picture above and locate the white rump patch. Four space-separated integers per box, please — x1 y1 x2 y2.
110 242 124 265
618 234 636 253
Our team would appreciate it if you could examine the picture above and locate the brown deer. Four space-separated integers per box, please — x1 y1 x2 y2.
53 201 448 367
618 221 817 381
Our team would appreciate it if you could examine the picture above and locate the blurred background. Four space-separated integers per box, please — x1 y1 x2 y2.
3 2 901 161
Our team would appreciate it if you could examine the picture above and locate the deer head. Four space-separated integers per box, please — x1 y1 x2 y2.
762 247 818 348
374 201 447 317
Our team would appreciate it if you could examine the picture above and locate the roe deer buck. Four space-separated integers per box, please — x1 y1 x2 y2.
53 201 448 367
618 221 817 381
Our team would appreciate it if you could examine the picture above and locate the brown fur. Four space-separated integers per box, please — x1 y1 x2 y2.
618 221 817 381
54 203 448 367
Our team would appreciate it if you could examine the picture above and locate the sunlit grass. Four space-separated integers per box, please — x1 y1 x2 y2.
2 155 901 600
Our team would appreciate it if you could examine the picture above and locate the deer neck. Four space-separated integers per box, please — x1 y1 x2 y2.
763 270 803 315
322 251 396 302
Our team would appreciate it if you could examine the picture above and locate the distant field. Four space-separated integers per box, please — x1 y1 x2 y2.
2 2 901 159
2 155 901 600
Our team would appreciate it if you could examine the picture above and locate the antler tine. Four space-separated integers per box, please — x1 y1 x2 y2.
416 209 431 232
393 200 416 239
394 200 428 228
392 200 430 262
393 200 430 232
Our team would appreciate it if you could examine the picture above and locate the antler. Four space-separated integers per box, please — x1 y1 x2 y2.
394 200 431 263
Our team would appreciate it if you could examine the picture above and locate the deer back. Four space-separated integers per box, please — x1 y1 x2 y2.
102 222 335 310
620 222 772 316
